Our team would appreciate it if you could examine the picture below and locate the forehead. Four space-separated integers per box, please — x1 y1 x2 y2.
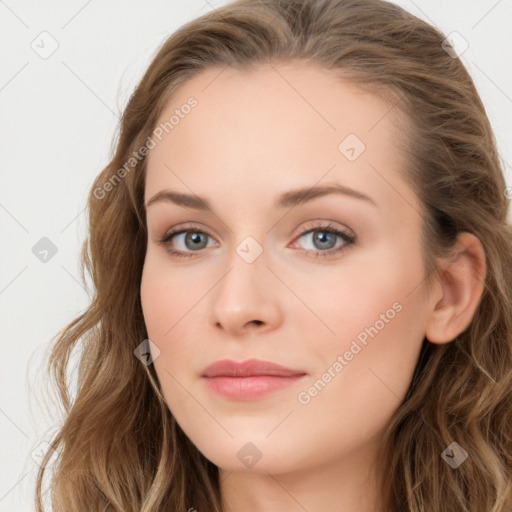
144 61 418 217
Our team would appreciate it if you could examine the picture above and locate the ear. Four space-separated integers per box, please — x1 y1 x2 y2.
425 232 487 344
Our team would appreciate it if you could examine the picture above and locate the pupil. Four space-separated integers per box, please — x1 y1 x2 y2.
187 232 206 249
314 231 335 250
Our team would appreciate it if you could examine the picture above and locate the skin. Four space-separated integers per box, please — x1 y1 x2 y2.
140 61 486 512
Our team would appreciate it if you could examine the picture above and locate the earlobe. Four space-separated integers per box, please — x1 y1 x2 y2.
425 232 487 344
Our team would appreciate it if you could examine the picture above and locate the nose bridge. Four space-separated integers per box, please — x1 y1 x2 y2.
210 233 282 333
218 233 268 300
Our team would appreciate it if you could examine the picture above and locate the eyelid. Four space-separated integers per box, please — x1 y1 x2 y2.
156 222 215 243
290 219 355 241
157 219 353 240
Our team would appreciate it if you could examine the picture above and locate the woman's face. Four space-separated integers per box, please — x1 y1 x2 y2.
140 61 434 475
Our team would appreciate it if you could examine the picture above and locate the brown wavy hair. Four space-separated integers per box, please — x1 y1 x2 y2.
34 0 512 510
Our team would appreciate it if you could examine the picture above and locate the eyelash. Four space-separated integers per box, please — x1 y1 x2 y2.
156 222 356 260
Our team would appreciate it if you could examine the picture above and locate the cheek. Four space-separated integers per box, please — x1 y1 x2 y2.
140 263 168 340
306 242 425 350
292 286 426 460
140 256 205 385
307 280 424 393
140 254 199 340
301 241 428 401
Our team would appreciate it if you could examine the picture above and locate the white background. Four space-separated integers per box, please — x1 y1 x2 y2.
1 0 511 510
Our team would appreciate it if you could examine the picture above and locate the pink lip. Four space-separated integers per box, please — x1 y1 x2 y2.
201 358 307 400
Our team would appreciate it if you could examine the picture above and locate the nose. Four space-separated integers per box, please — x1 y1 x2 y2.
210 248 283 337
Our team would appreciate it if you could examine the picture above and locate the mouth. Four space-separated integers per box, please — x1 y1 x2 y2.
201 358 308 400
202 374 307 400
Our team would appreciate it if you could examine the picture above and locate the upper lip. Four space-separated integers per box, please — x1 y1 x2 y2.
201 358 307 378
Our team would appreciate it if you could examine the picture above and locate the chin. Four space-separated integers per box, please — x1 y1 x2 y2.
191 435 304 475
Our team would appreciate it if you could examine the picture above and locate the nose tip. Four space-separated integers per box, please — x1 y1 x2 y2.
211 254 282 335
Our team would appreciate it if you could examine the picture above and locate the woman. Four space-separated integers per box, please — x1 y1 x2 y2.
35 0 512 510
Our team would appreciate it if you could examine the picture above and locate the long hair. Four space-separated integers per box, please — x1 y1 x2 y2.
34 0 512 510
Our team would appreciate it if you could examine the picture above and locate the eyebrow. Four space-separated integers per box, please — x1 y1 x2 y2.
145 183 377 210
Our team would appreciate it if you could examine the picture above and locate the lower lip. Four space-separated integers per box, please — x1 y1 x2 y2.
203 375 306 400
